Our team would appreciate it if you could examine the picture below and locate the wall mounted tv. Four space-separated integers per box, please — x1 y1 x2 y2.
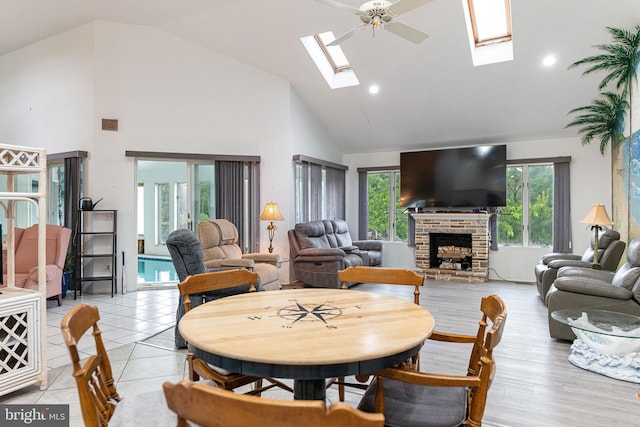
400 145 507 209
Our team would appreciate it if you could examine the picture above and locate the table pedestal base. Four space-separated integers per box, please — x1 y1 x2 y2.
294 379 326 400
569 338 640 383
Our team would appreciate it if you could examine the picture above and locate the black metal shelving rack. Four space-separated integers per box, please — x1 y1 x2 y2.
75 209 117 298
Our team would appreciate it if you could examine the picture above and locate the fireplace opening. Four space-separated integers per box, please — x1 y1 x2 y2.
429 233 473 271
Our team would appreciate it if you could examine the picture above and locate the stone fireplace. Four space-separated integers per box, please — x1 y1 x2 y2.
412 213 490 282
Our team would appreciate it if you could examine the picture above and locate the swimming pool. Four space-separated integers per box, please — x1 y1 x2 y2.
137 256 179 284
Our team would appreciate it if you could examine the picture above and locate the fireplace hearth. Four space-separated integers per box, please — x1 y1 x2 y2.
411 213 490 282
430 233 473 270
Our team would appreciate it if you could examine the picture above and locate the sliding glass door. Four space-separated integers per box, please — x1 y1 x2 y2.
135 159 215 286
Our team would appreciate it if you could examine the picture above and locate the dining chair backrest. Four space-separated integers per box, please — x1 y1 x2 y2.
467 294 508 423
338 266 424 304
178 268 258 312
176 268 289 395
60 304 121 427
333 266 425 401
163 380 384 427
361 294 508 427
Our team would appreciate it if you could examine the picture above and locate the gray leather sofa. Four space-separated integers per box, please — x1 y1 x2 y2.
534 229 625 303
546 238 640 340
288 219 383 288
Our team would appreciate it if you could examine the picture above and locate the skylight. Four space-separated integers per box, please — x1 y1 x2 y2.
462 0 513 66
301 31 359 89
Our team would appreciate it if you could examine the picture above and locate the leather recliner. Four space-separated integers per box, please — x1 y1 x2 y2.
288 219 383 288
546 238 640 340
534 229 625 303
197 219 281 291
166 228 261 348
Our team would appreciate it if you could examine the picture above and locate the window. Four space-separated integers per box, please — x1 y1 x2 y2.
155 183 170 245
359 168 407 242
300 32 359 89
499 163 553 246
293 155 346 223
462 0 513 66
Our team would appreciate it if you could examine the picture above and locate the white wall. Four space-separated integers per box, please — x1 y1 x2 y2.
0 23 95 150
0 21 340 292
343 137 612 283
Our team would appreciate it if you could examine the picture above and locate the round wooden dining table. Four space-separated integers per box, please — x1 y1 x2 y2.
179 288 435 400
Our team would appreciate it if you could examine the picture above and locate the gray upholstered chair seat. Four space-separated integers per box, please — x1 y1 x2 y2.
109 390 175 427
359 378 467 427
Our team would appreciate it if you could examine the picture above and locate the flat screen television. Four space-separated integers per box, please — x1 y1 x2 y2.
400 145 507 209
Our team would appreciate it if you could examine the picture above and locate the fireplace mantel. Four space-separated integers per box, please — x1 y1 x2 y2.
411 212 490 282
411 212 491 221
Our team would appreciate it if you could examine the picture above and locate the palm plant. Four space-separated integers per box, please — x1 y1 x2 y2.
566 91 628 154
568 25 640 150
567 25 640 243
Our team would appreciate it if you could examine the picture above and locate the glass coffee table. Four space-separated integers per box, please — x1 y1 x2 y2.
551 308 640 383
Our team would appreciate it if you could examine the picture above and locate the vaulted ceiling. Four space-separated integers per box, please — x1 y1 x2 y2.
1 0 638 153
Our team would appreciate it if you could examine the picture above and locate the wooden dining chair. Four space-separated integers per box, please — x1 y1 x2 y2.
331 266 425 401
163 380 385 427
60 303 121 426
61 304 170 427
357 294 508 427
178 269 291 395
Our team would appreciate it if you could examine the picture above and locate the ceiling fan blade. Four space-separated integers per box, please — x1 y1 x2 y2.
387 0 434 16
386 21 429 44
313 0 365 15
327 24 367 46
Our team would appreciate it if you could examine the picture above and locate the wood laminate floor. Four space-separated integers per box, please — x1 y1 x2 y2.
354 279 640 427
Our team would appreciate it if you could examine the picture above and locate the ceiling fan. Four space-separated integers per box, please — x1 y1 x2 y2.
314 0 434 46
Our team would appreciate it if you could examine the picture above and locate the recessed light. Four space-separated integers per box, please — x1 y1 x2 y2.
542 55 557 67
369 85 380 94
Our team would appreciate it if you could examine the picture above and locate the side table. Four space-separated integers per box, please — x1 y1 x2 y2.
551 308 640 383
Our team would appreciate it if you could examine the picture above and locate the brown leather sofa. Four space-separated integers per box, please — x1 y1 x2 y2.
288 219 383 288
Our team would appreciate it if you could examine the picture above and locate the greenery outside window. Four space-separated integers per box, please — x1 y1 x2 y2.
155 182 170 244
361 169 407 242
499 163 553 246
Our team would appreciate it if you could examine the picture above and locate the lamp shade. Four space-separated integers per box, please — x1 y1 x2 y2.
259 202 284 221
580 204 613 226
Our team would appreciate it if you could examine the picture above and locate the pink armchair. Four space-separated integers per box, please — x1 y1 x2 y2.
2 224 72 306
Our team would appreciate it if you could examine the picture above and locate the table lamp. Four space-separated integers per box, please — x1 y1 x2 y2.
580 204 613 270
259 202 284 253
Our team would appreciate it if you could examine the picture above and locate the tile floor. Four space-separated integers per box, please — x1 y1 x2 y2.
0 287 358 427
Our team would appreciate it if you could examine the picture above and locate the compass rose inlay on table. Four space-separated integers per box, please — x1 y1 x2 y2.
179 288 434 400
276 302 343 325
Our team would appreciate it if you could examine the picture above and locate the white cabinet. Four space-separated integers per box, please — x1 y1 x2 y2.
0 288 42 396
